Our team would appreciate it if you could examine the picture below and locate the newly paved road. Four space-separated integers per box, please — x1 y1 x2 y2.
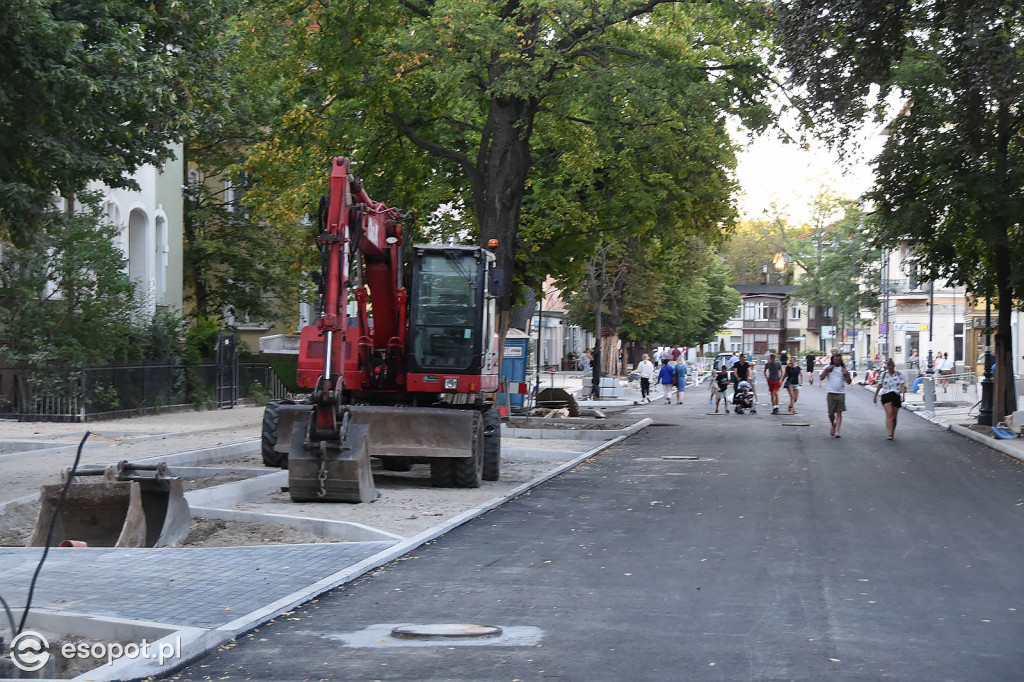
164 386 1024 681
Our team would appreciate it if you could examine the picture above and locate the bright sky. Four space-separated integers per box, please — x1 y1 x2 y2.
731 119 887 225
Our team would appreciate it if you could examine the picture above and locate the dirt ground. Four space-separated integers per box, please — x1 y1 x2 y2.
0 407 625 546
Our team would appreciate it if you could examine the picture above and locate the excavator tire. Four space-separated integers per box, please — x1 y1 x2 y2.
482 408 501 481
380 457 413 472
430 458 454 487
261 400 289 468
452 412 484 488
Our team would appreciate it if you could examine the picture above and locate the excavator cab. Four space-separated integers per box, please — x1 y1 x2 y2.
405 245 501 393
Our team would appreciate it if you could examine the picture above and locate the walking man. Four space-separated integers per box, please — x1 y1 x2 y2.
805 352 817 385
764 353 783 414
731 352 751 402
873 358 906 440
821 353 853 437
637 353 654 403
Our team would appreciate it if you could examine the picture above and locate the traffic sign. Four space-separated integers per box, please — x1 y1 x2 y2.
879 323 889 334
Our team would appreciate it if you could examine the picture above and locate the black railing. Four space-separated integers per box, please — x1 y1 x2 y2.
0 360 289 422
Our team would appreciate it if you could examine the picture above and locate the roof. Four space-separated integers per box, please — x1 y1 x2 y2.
730 284 795 296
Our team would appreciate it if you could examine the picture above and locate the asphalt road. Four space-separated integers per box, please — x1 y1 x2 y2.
163 385 1024 681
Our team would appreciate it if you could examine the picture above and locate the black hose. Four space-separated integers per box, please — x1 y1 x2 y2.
16 431 90 636
0 591 15 646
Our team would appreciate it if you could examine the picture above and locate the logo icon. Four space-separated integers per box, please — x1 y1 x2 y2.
10 630 51 672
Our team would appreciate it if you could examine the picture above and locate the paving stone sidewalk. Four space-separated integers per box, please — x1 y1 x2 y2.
0 543 395 628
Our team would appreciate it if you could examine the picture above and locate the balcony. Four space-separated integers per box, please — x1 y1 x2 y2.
742 319 783 330
882 278 928 295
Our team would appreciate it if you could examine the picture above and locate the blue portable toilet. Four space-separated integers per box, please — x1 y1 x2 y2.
499 329 531 410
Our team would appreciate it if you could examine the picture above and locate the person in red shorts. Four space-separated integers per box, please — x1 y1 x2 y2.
763 352 784 415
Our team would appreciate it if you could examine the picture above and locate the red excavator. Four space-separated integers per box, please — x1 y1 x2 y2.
262 157 504 502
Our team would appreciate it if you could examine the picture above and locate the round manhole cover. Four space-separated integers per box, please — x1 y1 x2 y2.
390 624 503 640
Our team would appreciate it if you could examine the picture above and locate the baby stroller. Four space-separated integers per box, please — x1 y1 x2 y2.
733 381 756 414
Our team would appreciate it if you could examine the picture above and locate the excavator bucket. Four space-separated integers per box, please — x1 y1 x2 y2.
28 462 191 548
289 422 378 503
345 405 478 460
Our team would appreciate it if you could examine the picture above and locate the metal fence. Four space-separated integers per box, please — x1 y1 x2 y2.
923 373 980 408
0 360 289 422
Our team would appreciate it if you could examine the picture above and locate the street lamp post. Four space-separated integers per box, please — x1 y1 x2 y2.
926 280 935 375
979 297 994 426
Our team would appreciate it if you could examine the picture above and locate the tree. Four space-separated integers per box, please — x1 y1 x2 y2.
777 0 1024 422
240 0 775 322
722 219 790 285
0 194 137 367
183 171 308 326
0 0 231 244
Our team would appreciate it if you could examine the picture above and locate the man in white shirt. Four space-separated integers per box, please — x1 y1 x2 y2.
637 354 655 403
820 352 853 438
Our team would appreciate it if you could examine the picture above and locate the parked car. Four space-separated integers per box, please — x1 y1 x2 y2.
713 353 735 371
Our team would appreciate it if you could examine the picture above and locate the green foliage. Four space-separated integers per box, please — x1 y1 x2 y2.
138 310 188 364
777 0 1024 419
183 10 309 327
238 0 777 311
246 380 270 406
183 168 307 326
185 316 220 362
0 0 232 245
0 194 136 366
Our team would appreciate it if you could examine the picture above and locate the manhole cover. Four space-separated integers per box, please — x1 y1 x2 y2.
390 624 503 640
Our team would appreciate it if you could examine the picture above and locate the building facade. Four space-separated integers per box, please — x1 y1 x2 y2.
874 245 968 371
91 145 185 317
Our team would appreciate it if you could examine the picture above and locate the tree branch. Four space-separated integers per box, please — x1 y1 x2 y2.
388 111 479 183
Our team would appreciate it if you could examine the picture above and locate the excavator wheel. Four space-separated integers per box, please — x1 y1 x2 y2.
452 412 484 488
430 458 454 487
482 408 501 481
261 400 290 468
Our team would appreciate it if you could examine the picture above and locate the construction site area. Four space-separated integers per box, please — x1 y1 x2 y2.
0 387 648 680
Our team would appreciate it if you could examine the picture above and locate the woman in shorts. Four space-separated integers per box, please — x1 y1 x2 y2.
873 358 906 440
783 356 803 413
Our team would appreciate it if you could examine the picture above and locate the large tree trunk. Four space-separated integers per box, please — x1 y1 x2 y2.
473 95 534 314
994 278 1016 424
601 334 620 376
509 289 535 333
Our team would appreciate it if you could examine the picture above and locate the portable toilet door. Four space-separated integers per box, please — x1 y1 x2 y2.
499 334 530 410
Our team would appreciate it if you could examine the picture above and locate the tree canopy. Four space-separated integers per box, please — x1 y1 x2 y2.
0 0 230 243
777 0 1024 420
240 0 776 315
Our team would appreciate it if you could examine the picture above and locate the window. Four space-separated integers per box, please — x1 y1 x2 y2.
744 300 778 320
411 253 479 371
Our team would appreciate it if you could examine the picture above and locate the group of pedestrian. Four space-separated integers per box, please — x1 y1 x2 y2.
821 348 907 440
640 345 907 441
707 352 807 415
636 353 689 405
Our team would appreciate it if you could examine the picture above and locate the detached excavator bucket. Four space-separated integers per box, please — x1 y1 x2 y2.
27 462 191 548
